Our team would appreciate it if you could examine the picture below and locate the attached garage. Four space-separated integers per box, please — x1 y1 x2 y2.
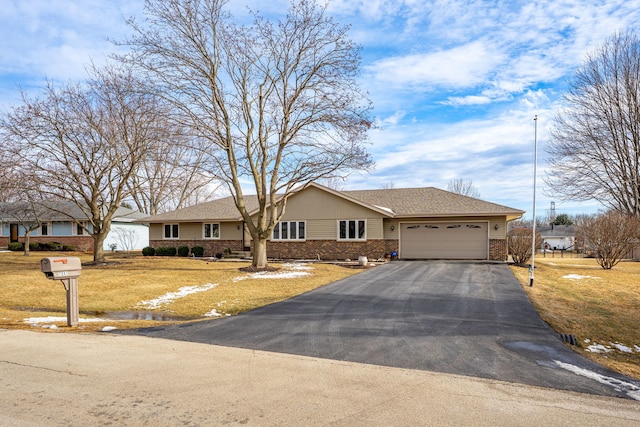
400 222 488 260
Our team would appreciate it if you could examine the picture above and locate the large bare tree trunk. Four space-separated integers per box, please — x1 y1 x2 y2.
252 238 268 269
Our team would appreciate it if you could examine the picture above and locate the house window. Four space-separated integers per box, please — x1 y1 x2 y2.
338 220 366 240
203 223 220 239
41 222 51 236
164 224 179 239
272 221 305 241
73 221 88 236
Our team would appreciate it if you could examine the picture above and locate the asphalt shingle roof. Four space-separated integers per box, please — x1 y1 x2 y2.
138 184 524 222
343 187 523 217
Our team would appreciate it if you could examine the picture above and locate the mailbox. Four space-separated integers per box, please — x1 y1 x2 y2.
41 257 82 280
40 256 82 327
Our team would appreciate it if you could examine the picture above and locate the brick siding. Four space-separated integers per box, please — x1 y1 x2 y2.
265 240 399 261
148 238 508 261
0 236 93 251
489 239 507 261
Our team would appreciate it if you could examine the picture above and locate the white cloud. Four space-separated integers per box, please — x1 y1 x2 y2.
368 41 503 89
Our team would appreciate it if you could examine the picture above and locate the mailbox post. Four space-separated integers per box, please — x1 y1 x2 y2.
41 257 82 327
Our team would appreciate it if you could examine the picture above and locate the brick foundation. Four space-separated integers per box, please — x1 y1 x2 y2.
266 240 399 261
147 238 508 261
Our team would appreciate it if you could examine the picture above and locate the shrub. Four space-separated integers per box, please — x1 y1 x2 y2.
156 246 177 256
507 228 542 265
576 211 640 269
42 242 62 251
8 242 24 251
29 242 41 251
191 246 205 257
142 246 156 256
177 246 190 257
62 244 77 252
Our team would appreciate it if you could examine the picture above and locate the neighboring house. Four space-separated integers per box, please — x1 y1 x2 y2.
140 183 524 261
539 225 575 251
0 201 149 252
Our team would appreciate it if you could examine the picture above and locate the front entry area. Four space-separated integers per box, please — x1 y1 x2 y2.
399 221 488 259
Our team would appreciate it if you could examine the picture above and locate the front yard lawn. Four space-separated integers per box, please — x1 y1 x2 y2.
0 252 362 332
510 256 640 380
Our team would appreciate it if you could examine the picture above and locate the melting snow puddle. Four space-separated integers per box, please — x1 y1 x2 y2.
553 360 640 400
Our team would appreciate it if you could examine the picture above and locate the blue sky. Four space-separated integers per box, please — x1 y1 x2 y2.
1 0 638 219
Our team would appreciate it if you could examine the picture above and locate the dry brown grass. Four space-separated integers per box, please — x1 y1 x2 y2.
510 256 640 380
0 251 362 332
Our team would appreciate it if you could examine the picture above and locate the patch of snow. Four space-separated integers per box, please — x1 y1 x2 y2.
204 309 223 317
136 283 219 309
234 264 313 282
561 274 598 280
101 326 118 332
23 316 113 329
553 360 640 400
585 343 612 353
612 343 634 353
585 339 639 354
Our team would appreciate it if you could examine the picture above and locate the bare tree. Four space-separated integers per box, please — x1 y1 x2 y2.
112 227 139 254
1 64 166 262
0 199 49 256
128 135 221 215
507 227 542 265
121 0 373 268
576 211 640 269
546 31 640 215
447 179 481 198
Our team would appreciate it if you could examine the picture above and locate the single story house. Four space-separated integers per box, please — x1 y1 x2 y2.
0 201 149 252
538 225 575 251
140 183 524 261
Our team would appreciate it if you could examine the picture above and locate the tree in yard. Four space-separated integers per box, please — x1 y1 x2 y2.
507 227 542 265
121 0 373 268
576 211 640 269
447 178 480 198
0 199 49 256
0 64 167 262
546 31 640 215
553 213 573 226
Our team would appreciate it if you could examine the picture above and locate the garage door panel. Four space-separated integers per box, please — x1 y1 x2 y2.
400 222 488 259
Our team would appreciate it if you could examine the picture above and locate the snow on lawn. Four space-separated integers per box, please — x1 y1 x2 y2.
233 263 313 282
136 283 219 309
23 316 118 330
584 338 640 354
561 274 598 280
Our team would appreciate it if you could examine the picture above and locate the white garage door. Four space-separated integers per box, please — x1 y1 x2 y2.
400 222 488 260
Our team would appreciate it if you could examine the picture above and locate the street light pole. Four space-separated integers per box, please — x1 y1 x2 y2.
530 115 538 287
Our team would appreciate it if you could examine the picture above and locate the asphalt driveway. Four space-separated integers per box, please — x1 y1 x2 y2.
120 261 640 399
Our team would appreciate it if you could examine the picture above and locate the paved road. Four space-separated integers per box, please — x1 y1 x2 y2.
3 330 640 426
119 261 640 399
